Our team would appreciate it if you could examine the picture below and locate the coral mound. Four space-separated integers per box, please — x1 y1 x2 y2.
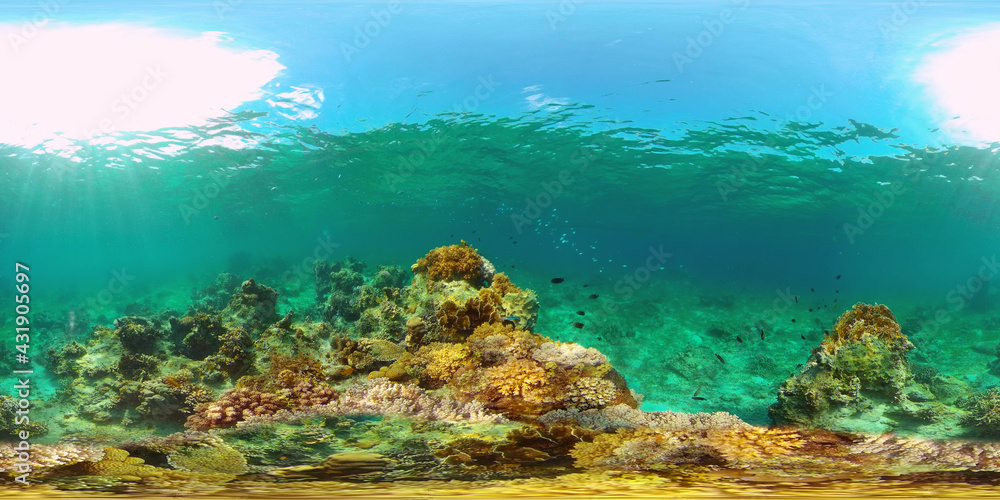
411 241 495 286
770 302 974 436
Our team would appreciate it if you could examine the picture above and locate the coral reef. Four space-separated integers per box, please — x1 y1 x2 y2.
224 278 279 328
0 443 104 479
960 388 1000 436
185 388 287 431
411 241 495 286
570 425 805 469
113 317 162 354
770 303 973 436
166 443 248 475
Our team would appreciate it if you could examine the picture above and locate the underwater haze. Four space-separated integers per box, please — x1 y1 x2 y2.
5 0 1000 497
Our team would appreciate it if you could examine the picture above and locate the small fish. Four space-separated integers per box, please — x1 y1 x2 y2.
693 385 702 397
808 308 813 312
736 335 743 343
576 311 585 316
572 322 585 329
303 440 319 445
692 396 707 401
835 290 839 294
551 278 565 284
791 318 796 323
759 327 765 340
596 336 603 341
836 275 841 280
213 215 219 220
583 284 590 287
795 296 798 303
715 353 725 364
589 294 599 299
810 288 815 292
502 315 521 322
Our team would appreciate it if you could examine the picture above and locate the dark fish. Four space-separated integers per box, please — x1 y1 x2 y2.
811 288 815 292
693 385 702 397
800 334 806 340
835 290 839 293
596 336 603 341
791 318 796 323
513 241 517 244
572 322 584 329
510 236 513 239
834 298 837 302
583 284 589 287
736 335 743 343
759 328 765 340
808 308 813 312
795 296 798 303
589 294 599 299
551 278 565 284
692 396 707 401
836 275 841 280
472 230 477 233
576 311 585 316
715 353 725 364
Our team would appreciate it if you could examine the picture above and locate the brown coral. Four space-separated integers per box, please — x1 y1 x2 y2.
490 272 522 296
822 303 906 353
436 288 505 337
416 342 474 383
412 241 491 285
184 388 286 431
565 378 619 410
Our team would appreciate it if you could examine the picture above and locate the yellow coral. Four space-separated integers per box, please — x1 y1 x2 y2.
167 444 248 475
437 288 505 336
358 338 407 362
823 303 904 352
487 358 549 398
565 377 618 410
418 342 473 381
706 427 805 462
412 241 487 284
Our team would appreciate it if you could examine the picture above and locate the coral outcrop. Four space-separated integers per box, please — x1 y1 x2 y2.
770 303 973 435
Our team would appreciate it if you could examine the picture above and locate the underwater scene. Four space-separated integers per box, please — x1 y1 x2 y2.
6 0 1000 498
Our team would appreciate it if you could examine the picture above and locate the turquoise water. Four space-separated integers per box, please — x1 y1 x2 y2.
4 1 1000 495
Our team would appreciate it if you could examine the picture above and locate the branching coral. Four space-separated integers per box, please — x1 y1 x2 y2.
532 342 607 367
565 378 619 410
411 241 493 286
185 388 286 431
960 387 1000 436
